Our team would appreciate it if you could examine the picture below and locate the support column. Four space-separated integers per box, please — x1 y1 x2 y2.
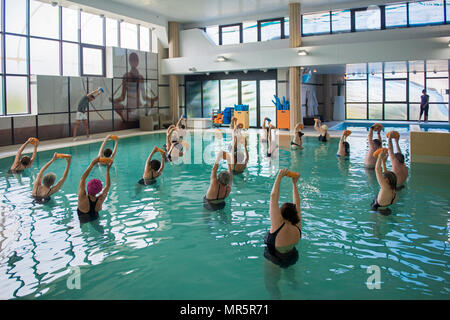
324 74 332 121
168 21 180 123
289 2 302 131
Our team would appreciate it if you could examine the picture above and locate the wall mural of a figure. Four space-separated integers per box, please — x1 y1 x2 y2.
110 52 158 122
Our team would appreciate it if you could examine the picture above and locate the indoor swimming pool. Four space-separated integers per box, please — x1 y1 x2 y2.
0 132 448 299
330 121 450 133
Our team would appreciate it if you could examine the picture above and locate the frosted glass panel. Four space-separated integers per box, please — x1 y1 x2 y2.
259 80 276 127
206 26 219 45
6 76 28 114
62 7 78 42
82 47 103 75
202 80 219 118
243 21 257 43
5 0 27 35
30 39 60 75
409 0 444 25
221 25 240 45
385 4 407 28
302 12 330 35
346 80 367 102
241 81 257 127
220 79 238 109
30 0 59 39
120 22 138 50
81 12 103 45
186 81 202 118
332 10 350 33
140 26 150 51
106 18 118 47
346 104 367 119
6 35 27 74
355 7 381 30
260 20 281 41
63 43 79 76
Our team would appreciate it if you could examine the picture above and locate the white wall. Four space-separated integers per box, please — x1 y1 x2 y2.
163 25 450 75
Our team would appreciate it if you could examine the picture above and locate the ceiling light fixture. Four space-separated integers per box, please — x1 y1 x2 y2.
216 56 227 62
298 49 308 56
206 72 210 76
313 69 317 73
188 67 197 72
225 71 229 75
243 70 248 74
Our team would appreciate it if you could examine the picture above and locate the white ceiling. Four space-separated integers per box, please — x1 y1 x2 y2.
107 0 397 24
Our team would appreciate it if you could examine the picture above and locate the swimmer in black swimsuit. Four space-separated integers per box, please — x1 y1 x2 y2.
263 168 302 299
230 135 249 174
290 122 304 149
138 146 165 185
336 130 351 158
314 118 329 142
365 124 383 169
204 151 233 210
9 138 39 174
165 126 184 162
77 157 111 223
261 118 275 157
97 134 119 162
372 149 397 216
32 152 72 204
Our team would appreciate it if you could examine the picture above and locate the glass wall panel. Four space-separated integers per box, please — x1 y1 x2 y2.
331 10 351 33
428 103 449 121
140 26 150 51
62 7 78 42
120 22 138 49
69 77 87 112
186 81 202 118
202 80 219 118
63 43 79 76
409 72 425 102
81 12 103 45
243 21 257 43
368 104 382 119
409 0 444 25
259 80 276 127
221 25 240 45
385 3 407 28
30 0 59 39
355 7 381 31
385 80 407 101
106 18 118 47
447 1 450 23
5 0 27 35
384 61 408 79
385 103 407 120
368 74 382 102
427 78 449 103
260 20 281 41
241 81 257 127
409 104 421 120
426 60 448 78
284 17 289 38
82 47 103 75
346 80 367 102
0 76 3 115
6 76 28 114
206 26 219 45
30 38 60 75
302 12 330 35
346 104 367 119
220 79 238 109
6 35 27 74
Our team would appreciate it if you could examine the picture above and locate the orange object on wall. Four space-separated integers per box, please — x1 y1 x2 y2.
277 110 290 129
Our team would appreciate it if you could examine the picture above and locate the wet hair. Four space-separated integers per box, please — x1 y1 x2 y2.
150 159 161 171
373 139 382 149
217 171 230 186
103 148 113 158
180 124 186 129
280 202 300 225
383 171 397 190
43 172 56 187
394 152 405 164
343 141 350 156
21 156 31 166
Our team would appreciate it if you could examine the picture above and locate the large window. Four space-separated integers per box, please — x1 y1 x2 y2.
385 3 407 28
331 10 351 33
0 0 152 117
346 60 449 121
302 12 330 35
259 19 282 41
409 0 444 26
355 7 381 31
220 24 241 45
243 21 257 43
220 79 238 108
202 80 219 118
186 81 202 118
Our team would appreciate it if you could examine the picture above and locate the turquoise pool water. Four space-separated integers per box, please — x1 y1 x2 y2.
0 132 449 299
330 121 450 133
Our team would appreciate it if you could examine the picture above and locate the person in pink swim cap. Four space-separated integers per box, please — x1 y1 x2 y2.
77 156 112 223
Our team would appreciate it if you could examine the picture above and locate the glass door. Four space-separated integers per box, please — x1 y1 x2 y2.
241 80 257 127
259 80 276 127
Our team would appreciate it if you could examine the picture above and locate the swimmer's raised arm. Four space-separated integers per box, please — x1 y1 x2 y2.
375 150 388 188
98 163 111 205
12 139 32 169
30 140 39 166
79 157 100 197
144 146 158 175
270 169 289 226
210 151 222 182
387 136 397 164
314 119 321 133
225 152 233 185
368 126 375 147
394 136 402 155
50 155 72 195
262 117 268 129
98 135 112 157
291 174 301 228
244 138 249 165
33 153 57 193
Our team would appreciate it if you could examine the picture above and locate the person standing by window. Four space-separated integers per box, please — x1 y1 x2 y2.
419 89 429 122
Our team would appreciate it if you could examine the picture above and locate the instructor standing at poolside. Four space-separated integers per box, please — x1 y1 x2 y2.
419 89 429 122
72 88 103 141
